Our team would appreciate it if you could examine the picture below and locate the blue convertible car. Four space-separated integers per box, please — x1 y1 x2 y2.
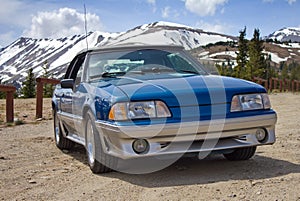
52 44 277 174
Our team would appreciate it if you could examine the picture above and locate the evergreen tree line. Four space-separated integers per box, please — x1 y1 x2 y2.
21 61 54 98
0 80 5 99
216 27 300 81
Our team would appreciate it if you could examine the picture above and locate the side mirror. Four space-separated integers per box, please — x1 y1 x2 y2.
60 79 74 89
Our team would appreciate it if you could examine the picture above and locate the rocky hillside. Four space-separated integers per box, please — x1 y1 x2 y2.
191 42 300 68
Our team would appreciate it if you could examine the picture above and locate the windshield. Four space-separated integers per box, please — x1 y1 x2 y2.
86 48 208 82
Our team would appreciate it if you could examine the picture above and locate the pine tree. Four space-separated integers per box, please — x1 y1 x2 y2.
266 55 277 79
265 54 271 80
290 64 300 80
235 27 248 78
281 63 289 80
246 29 266 79
22 68 36 98
0 79 5 99
0 91 4 99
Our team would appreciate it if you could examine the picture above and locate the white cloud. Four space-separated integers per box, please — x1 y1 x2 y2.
23 8 103 39
263 0 297 4
162 7 171 18
184 0 228 16
196 20 231 34
161 7 180 19
147 0 156 5
147 0 157 12
286 0 296 4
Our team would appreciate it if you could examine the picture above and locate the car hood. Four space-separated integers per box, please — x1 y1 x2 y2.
102 75 266 107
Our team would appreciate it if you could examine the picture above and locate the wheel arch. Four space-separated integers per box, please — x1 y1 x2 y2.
82 105 97 132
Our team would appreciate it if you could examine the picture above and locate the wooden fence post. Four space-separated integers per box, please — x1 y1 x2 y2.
6 91 14 123
36 78 60 119
264 79 268 90
269 78 273 92
36 79 44 119
253 77 268 90
279 79 283 92
0 85 16 123
292 80 296 92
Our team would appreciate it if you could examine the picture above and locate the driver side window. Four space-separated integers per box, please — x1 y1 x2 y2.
75 62 84 87
69 54 86 87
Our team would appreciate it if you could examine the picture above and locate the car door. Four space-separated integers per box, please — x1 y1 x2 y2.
72 56 89 138
59 53 87 136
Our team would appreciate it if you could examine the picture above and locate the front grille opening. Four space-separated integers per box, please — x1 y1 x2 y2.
160 142 170 149
235 135 247 141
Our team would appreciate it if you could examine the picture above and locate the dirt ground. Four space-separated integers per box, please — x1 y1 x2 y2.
0 94 299 201
0 98 53 125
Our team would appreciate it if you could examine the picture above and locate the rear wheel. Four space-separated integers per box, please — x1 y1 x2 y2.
85 111 116 173
53 110 74 150
223 146 257 161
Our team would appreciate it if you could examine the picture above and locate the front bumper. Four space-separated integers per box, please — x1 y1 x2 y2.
95 113 277 159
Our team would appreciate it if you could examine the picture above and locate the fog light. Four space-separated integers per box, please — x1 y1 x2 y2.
132 139 149 154
256 128 267 142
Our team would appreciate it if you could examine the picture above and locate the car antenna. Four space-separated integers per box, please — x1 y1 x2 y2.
84 4 89 51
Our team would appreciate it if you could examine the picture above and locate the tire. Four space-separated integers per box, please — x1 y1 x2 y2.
85 111 117 173
53 110 75 150
223 146 257 161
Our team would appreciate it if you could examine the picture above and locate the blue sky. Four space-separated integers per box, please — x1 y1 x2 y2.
0 0 299 47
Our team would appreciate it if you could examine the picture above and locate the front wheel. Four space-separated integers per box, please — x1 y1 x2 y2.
223 146 257 161
85 111 116 173
53 110 74 150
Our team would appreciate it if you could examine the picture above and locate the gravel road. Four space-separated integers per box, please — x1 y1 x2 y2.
0 93 299 201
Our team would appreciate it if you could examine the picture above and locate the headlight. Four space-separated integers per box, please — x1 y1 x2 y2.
109 100 171 120
230 93 271 112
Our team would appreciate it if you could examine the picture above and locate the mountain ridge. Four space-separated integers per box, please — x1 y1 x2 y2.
0 21 236 87
1 22 299 89
266 27 300 42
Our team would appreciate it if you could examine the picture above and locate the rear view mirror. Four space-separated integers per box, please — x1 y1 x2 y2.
60 79 74 89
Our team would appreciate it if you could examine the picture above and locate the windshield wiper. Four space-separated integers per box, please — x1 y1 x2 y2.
178 70 199 74
101 72 126 78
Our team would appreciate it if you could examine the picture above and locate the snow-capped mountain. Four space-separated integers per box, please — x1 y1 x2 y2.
266 27 300 42
104 21 236 49
0 21 236 87
0 31 119 87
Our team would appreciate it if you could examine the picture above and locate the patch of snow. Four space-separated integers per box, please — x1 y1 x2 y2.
264 51 289 63
209 51 237 58
0 45 28 66
274 43 300 48
155 21 194 29
1 65 17 75
0 74 10 81
197 51 209 59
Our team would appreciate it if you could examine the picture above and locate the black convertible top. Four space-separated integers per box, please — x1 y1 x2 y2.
76 42 184 56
